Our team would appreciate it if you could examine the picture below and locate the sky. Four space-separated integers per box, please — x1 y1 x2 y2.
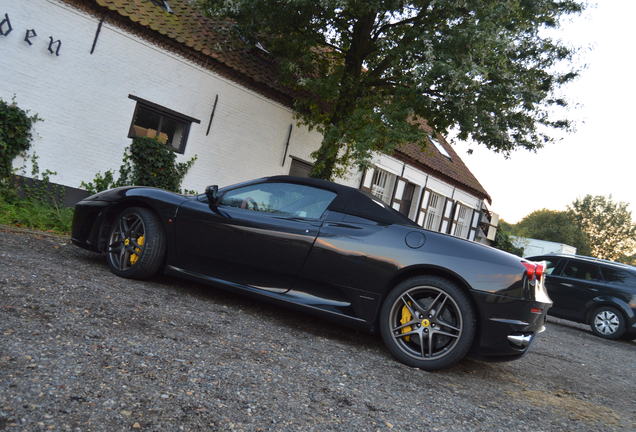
451 0 636 223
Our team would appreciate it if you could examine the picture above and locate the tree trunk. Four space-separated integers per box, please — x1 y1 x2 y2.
309 12 376 180
309 127 340 180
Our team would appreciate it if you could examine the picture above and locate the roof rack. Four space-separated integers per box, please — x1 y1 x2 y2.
566 254 634 269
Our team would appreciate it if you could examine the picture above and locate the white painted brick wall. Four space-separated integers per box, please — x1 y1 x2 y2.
0 0 477 212
0 0 361 191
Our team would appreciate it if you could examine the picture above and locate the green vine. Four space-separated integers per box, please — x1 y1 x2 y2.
0 97 41 184
81 137 197 194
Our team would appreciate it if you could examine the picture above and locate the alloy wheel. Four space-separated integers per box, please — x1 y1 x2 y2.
388 286 463 361
108 212 146 271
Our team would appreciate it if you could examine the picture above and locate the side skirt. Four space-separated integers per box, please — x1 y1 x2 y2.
164 265 371 330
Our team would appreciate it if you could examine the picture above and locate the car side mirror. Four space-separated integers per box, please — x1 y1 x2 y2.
205 185 219 209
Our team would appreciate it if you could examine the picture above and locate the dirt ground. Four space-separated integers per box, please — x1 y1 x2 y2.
1 228 634 431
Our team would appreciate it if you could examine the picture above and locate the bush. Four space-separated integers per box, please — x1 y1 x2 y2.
81 137 197 194
0 154 73 234
0 98 75 234
0 97 41 183
493 222 524 256
0 195 73 234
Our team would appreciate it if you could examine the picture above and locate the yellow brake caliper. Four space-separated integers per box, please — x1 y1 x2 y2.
400 302 413 342
129 235 145 265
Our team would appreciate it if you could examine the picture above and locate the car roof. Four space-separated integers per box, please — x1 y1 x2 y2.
530 253 635 272
265 175 358 195
259 175 418 226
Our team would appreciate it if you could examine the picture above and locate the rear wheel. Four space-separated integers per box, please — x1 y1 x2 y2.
379 276 476 370
590 306 626 340
106 207 165 279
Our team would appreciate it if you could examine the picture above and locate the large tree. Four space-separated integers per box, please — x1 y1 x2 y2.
568 195 636 262
512 209 590 255
493 220 524 256
200 0 584 179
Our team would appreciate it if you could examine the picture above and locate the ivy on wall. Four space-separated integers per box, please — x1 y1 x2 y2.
0 97 41 183
81 137 197 194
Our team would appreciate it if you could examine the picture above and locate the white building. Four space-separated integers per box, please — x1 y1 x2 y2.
512 236 577 258
0 0 497 243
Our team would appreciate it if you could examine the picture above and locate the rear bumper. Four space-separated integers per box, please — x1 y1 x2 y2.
470 290 550 360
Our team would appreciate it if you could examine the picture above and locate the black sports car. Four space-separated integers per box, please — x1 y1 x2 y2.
72 175 551 370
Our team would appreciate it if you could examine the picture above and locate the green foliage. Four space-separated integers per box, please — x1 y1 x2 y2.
621 253 636 266
23 153 65 205
492 220 524 256
567 195 636 263
511 209 591 255
81 137 197 194
0 153 72 235
0 97 41 183
0 195 73 234
81 170 116 195
200 0 584 179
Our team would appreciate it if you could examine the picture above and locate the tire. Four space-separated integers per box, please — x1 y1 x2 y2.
379 276 476 370
105 207 166 279
589 306 626 340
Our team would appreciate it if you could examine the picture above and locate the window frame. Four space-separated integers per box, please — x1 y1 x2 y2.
558 259 603 282
542 257 564 276
418 188 446 232
390 177 417 217
451 201 472 239
288 156 314 178
367 167 396 205
128 94 200 154
429 134 451 159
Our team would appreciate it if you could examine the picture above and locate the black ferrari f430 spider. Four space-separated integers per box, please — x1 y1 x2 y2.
72 175 551 370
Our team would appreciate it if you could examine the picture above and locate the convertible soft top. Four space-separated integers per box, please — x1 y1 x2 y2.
263 175 417 226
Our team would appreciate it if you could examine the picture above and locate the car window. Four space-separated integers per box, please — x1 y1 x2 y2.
601 267 636 287
559 260 602 281
543 259 561 275
219 182 336 219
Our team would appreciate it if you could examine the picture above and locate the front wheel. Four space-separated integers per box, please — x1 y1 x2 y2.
590 306 626 340
106 207 166 279
379 276 476 370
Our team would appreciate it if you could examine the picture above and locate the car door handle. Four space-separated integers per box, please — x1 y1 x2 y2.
325 222 361 229
559 283 574 288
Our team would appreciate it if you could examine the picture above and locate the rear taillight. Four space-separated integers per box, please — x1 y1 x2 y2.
522 261 538 281
535 264 544 279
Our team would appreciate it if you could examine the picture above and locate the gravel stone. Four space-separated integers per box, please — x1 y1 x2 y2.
0 228 634 431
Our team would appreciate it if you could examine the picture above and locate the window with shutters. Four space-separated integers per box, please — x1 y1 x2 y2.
424 191 445 231
452 203 471 238
370 168 396 204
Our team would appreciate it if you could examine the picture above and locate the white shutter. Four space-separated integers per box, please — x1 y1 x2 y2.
362 168 374 189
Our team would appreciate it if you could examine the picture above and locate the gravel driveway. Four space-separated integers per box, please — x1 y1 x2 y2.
1 228 634 431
